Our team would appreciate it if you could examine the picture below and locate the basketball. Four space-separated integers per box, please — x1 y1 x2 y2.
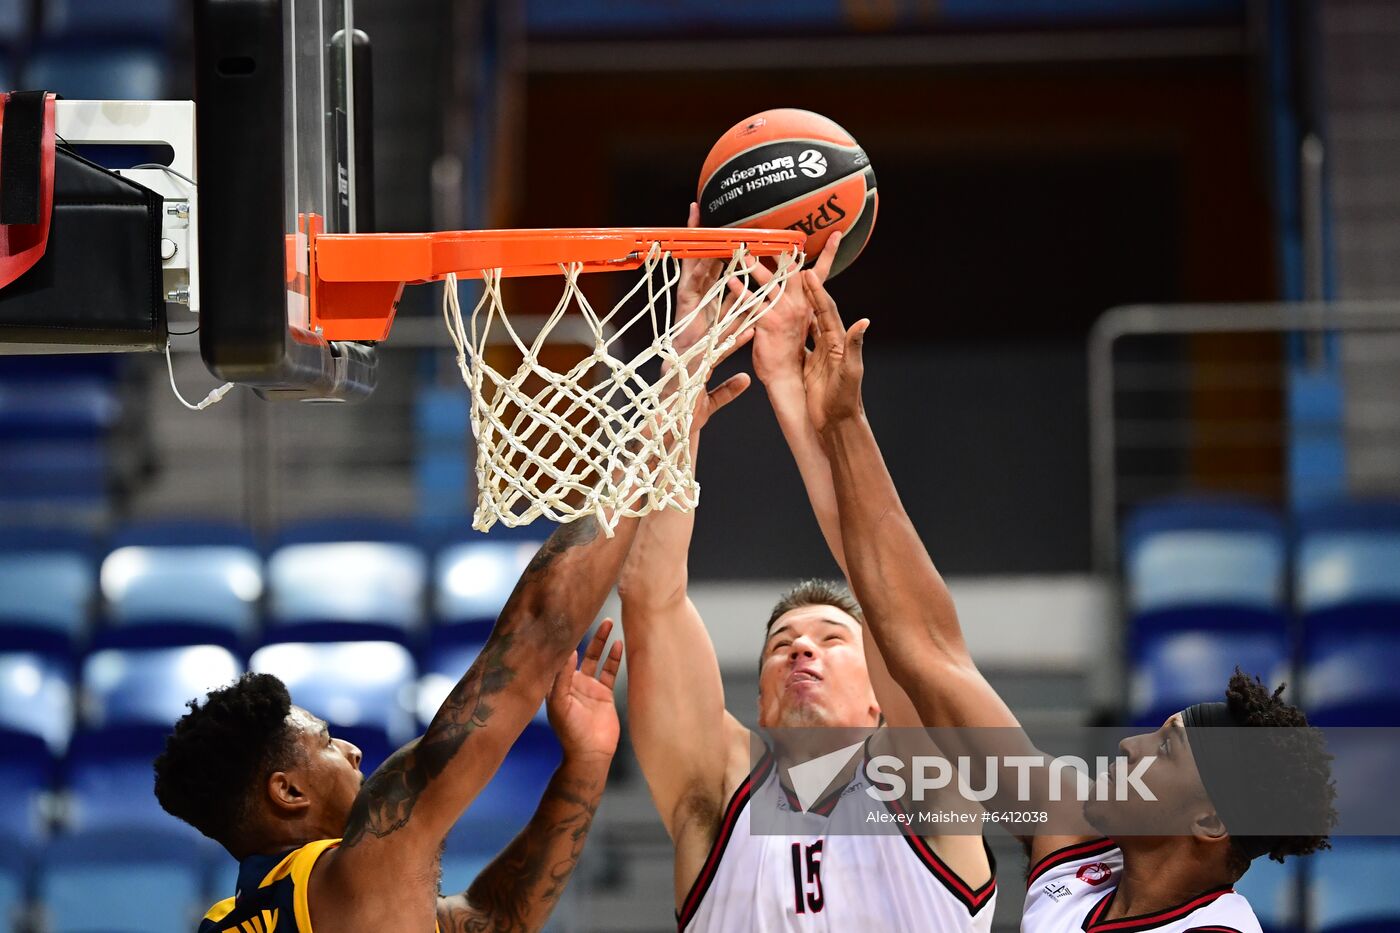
697 109 877 279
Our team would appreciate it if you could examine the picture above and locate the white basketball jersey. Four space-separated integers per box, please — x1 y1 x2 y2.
679 750 997 932
1022 838 1263 933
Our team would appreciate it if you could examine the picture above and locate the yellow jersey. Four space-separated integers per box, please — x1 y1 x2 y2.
201 837 447 933
199 839 338 933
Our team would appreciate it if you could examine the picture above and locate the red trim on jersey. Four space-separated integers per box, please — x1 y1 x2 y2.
1081 885 1235 933
884 797 998 915
1027 837 1118 885
675 751 775 931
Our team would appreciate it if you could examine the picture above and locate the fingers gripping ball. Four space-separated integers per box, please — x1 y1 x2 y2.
698 109 877 279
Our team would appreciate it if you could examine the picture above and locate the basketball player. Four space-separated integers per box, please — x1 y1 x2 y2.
793 269 1337 933
154 516 637 933
618 208 995 931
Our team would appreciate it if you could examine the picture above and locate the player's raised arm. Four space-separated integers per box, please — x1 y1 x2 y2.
799 272 1096 852
437 623 623 933
313 511 640 931
617 379 750 833
618 206 755 898
749 237 992 890
744 232 927 733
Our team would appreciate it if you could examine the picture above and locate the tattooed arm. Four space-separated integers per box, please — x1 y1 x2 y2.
436 759 606 933
437 623 623 933
310 514 638 933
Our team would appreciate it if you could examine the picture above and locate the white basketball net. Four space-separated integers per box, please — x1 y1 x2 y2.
442 241 803 535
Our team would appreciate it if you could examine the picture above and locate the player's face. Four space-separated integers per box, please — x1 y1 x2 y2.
757 605 880 729
287 706 365 829
1083 712 1214 838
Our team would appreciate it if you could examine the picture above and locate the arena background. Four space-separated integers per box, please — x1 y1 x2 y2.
1 0 1398 930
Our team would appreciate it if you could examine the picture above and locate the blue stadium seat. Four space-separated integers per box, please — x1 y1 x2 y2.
40 829 206 933
0 741 51 845
0 652 73 756
1301 609 1400 726
418 639 550 730
41 0 178 40
417 641 486 726
438 846 494 904
1129 624 1291 727
64 730 191 836
0 0 24 44
25 45 166 100
0 842 26 932
266 523 427 644
1309 838 1400 933
440 813 521 896
437 722 561 895
433 537 541 641
0 357 124 380
468 721 560 816
99 523 262 649
1324 731 1400 836
65 645 236 836
0 379 119 439
1296 501 1400 613
0 529 93 655
250 640 417 772
1233 855 1299 933
81 646 242 731
1123 501 1285 613
0 438 109 508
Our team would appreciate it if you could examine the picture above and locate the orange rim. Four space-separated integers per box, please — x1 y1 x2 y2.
307 225 805 343
313 227 806 284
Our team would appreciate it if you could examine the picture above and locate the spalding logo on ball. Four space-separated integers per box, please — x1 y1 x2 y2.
698 108 877 279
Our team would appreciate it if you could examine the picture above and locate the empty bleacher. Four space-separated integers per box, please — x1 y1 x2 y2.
0 519 554 930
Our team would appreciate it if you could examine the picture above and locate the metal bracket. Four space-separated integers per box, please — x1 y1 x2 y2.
54 100 199 314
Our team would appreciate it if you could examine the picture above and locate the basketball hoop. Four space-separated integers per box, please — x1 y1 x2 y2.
309 226 805 534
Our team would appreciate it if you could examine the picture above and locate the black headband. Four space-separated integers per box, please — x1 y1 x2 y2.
1181 701 1273 861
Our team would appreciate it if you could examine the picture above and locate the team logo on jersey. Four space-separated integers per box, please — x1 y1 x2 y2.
223 908 278 933
798 149 828 178
1043 882 1072 902
1076 862 1113 886
786 740 864 811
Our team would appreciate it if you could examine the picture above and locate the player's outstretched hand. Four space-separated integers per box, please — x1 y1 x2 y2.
673 202 728 354
689 332 753 435
742 230 842 387
547 618 624 762
801 270 869 436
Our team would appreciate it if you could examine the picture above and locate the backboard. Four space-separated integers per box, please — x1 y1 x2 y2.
194 0 377 401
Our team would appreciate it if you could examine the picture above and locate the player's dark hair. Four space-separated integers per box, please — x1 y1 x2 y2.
1224 670 1336 874
762 579 865 670
764 579 864 637
153 672 303 853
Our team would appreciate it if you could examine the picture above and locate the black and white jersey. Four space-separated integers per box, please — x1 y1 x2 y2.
1022 838 1262 933
679 750 997 932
